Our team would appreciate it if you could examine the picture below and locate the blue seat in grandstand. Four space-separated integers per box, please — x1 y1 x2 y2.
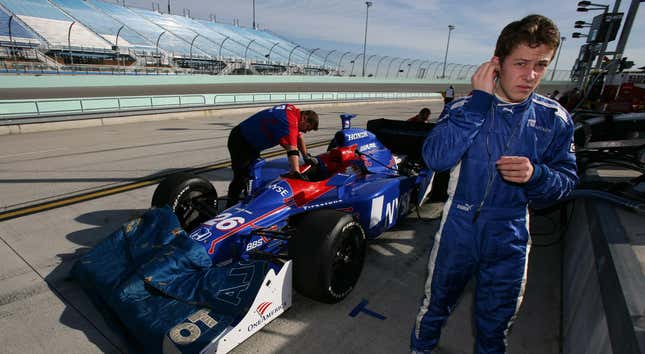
0 7 38 43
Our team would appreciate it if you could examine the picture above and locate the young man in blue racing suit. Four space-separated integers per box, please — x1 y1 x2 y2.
411 15 578 353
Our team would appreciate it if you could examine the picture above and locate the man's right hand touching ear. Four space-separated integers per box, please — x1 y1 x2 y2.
471 57 500 95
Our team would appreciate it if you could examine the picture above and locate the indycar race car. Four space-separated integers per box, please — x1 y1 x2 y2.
72 114 434 354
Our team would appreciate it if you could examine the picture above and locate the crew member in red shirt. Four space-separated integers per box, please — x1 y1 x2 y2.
407 108 431 123
226 104 319 206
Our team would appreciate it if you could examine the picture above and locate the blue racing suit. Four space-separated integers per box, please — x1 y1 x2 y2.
411 90 578 353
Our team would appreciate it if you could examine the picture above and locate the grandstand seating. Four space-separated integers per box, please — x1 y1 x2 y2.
0 0 571 80
0 7 39 44
50 0 153 52
0 0 110 49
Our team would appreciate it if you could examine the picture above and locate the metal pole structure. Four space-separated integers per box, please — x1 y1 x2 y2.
396 58 408 78
115 24 125 70
287 44 300 66
365 54 377 76
167 0 171 14
350 53 362 76
549 36 566 81
189 34 200 62
337 51 351 73
385 57 398 78
609 0 640 75
406 59 419 78
322 49 337 70
218 36 230 58
306 48 320 66
441 24 455 78
362 1 373 77
252 0 256 30
375 55 388 77
68 21 76 66
8 15 14 63
593 2 616 71
266 42 279 63
244 39 256 63
156 30 166 68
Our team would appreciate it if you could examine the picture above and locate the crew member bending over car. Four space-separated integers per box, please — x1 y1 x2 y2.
411 15 578 353
227 104 319 207
407 108 431 123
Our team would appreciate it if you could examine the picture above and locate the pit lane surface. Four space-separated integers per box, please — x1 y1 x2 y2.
0 99 560 354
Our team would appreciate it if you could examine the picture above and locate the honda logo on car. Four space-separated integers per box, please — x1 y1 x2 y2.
247 302 284 332
346 131 369 141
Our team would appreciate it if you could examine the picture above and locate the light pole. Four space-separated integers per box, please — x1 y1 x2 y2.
252 0 256 30
406 59 419 78
306 48 320 66
549 36 566 81
385 57 399 78
375 55 388 77
244 39 256 63
266 42 279 63
8 15 14 63
68 21 76 66
189 33 199 61
218 36 230 58
365 54 377 76
396 58 408 78
156 30 166 68
337 51 351 74
441 24 455 78
287 44 300 66
322 49 337 70
350 53 362 76
362 1 373 77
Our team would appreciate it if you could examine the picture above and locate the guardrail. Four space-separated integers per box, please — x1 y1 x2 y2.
0 91 438 121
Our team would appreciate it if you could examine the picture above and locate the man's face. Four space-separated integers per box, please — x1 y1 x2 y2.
299 118 314 133
495 43 554 103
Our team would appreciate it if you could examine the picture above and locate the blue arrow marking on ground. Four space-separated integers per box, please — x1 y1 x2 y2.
349 299 386 320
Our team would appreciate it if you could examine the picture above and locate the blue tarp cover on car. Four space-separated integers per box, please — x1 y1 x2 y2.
71 206 267 353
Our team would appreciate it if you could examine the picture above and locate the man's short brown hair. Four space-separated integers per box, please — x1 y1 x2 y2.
494 14 561 63
301 110 319 131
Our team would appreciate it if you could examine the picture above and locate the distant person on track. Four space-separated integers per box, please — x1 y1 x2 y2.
407 108 431 123
411 14 578 354
226 104 318 207
444 85 455 104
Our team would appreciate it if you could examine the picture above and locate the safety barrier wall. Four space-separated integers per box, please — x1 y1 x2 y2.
0 91 440 121
562 199 645 354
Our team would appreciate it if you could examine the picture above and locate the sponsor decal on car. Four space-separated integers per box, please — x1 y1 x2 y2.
269 183 290 198
302 200 341 211
346 131 369 141
189 227 212 242
168 309 219 345
256 302 272 316
245 238 264 251
247 303 284 332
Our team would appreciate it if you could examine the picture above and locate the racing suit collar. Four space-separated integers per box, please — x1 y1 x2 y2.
493 91 535 110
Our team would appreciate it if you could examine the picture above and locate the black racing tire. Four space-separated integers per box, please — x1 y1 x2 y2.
289 210 366 303
151 173 217 231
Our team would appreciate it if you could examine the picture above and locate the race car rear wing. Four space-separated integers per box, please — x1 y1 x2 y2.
366 118 434 164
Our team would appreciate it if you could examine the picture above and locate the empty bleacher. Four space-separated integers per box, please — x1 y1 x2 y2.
0 0 570 80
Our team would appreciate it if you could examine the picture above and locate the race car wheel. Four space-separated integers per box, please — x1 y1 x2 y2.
151 173 218 231
289 210 366 303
